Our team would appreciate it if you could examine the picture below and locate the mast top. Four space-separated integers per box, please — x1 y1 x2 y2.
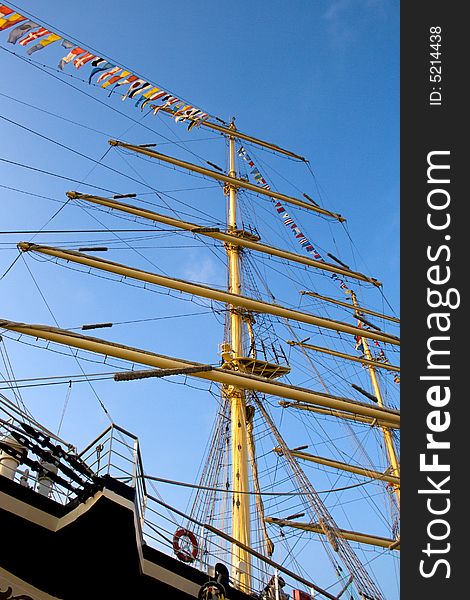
161 107 307 161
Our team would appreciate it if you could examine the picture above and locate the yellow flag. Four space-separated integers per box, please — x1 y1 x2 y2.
0 12 27 31
27 33 61 54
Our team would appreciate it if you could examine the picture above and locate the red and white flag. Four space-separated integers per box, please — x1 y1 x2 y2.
18 27 49 46
74 52 96 69
58 46 86 70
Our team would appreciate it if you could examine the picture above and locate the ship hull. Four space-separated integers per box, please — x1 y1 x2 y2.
0 474 251 599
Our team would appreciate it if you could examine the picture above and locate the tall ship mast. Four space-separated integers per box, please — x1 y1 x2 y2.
0 3 400 599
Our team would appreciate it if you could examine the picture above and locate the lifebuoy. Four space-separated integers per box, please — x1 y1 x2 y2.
173 527 199 563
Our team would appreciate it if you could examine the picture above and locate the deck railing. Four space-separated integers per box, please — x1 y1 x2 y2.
0 418 337 599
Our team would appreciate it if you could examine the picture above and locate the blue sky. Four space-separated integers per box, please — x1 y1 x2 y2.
0 1 399 597
1 0 400 292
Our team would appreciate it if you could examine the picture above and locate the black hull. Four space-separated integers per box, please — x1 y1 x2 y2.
0 474 253 599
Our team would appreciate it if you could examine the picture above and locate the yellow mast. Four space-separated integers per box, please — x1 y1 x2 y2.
351 291 401 506
225 123 251 591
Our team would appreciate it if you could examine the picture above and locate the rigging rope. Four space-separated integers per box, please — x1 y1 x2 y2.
253 393 384 600
20 254 115 423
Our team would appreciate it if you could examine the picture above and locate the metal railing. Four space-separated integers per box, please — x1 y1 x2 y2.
79 423 147 524
74 425 328 598
0 417 337 599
